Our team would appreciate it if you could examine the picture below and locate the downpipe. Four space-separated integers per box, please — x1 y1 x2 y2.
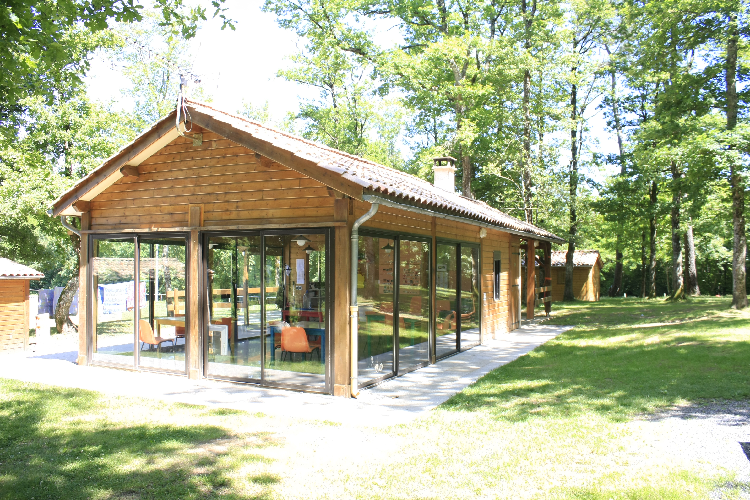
60 215 81 237
350 202 379 398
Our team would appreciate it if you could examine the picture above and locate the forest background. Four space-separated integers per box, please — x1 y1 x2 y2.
0 0 748 332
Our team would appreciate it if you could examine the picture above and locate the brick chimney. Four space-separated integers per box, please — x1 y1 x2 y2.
432 157 457 192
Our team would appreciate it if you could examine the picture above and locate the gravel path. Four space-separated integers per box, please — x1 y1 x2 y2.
634 400 750 499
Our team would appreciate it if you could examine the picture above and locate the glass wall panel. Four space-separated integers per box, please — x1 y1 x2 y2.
206 236 262 380
138 238 187 371
398 240 430 372
263 233 326 388
357 236 395 386
436 243 458 358
460 245 481 348
92 238 136 365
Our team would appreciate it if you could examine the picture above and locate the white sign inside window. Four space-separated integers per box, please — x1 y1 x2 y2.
296 259 305 284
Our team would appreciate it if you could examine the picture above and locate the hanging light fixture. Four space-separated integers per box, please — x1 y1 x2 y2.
292 235 311 247
304 244 315 255
382 242 394 253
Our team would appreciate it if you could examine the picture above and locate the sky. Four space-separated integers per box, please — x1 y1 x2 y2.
84 0 619 180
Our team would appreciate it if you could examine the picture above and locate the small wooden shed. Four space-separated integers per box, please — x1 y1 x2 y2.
0 258 44 351
550 250 603 302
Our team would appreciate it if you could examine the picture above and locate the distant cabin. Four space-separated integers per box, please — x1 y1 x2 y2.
550 251 603 302
0 258 44 351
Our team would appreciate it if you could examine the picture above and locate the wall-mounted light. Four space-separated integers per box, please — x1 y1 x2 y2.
292 235 311 247
304 244 315 255
284 264 291 276
382 242 394 254
479 228 487 238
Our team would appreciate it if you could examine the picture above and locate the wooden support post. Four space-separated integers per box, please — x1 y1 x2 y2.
526 239 536 320
187 206 202 379
544 242 552 317
77 212 91 365
333 218 351 397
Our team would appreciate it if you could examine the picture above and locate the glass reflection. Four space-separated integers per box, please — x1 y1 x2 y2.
205 236 262 379
436 243 458 358
460 246 480 348
92 238 136 365
263 233 326 388
357 236 395 386
398 240 430 372
138 238 187 371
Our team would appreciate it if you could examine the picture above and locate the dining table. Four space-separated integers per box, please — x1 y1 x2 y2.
153 317 230 356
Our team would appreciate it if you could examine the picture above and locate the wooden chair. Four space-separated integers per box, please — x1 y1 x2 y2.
436 300 455 331
410 296 423 315
139 319 174 356
280 326 319 361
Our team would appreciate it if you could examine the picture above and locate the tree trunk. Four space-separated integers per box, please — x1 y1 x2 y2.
55 276 79 335
522 67 533 224
684 223 700 296
363 237 378 299
461 154 472 199
669 161 684 300
564 76 578 302
521 0 536 225
641 230 647 298
607 47 626 298
727 13 747 309
648 180 657 298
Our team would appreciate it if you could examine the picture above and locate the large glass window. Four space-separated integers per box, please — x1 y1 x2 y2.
357 236 395 387
139 238 187 371
204 231 328 390
263 233 326 389
91 238 137 365
436 243 458 358
205 235 262 379
398 239 430 373
460 245 481 348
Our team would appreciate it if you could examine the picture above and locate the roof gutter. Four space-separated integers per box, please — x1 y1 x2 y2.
361 194 565 244
55 211 81 237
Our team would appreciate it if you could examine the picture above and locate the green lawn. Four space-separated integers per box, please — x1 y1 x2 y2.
2 297 749 499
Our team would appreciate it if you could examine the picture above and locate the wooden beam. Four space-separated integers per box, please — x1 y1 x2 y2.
188 229 201 379
52 112 179 216
189 109 364 201
120 165 140 177
526 239 536 321
543 241 552 317
72 200 90 213
333 220 352 397
77 212 90 366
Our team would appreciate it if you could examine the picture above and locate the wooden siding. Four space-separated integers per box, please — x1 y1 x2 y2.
481 228 511 338
89 125 335 231
0 280 29 351
551 267 600 302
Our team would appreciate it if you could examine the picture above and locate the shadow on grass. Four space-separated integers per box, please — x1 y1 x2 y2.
0 381 274 500
443 298 750 422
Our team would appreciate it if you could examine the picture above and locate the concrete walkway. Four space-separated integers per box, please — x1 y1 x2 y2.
0 323 572 427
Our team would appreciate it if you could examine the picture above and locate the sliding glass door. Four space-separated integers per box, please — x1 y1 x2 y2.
460 245 480 349
397 239 430 373
138 237 188 372
204 230 329 391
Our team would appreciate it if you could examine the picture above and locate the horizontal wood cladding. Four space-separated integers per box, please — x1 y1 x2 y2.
550 268 599 302
90 127 335 230
354 201 432 237
480 230 511 338
0 280 28 351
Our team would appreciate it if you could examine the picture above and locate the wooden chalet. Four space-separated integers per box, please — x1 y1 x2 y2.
549 250 603 302
50 100 564 396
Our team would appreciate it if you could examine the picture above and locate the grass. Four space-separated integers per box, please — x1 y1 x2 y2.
3 297 749 499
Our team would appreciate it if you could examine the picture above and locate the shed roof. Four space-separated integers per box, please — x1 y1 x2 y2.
51 99 564 244
0 258 44 280
550 250 602 268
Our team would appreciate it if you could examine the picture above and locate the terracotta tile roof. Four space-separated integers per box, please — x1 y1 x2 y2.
0 258 44 279
550 250 602 267
184 100 565 243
